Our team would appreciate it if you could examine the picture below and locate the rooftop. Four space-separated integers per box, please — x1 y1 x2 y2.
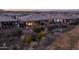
0 15 17 22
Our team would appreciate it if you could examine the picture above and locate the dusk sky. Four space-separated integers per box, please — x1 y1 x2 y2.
2 9 79 11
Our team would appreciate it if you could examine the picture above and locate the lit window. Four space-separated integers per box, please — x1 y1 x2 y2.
26 22 33 26
56 19 60 22
28 22 33 26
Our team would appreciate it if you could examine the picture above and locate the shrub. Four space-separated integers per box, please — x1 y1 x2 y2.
16 28 22 34
38 31 45 40
34 26 45 33
30 41 38 48
23 35 32 44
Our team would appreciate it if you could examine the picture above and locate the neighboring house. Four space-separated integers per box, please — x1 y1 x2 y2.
0 15 18 28
52 14 76 24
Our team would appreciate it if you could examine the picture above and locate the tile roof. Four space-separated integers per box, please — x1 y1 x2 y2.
0 16 17 22
18 14 77 22
2 13 26 16
18 14 48 21
45 14 76 19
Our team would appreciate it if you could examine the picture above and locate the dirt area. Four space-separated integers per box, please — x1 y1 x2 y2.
47 25 79 50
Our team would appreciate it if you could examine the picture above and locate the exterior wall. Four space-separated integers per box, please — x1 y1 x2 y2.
0 21 18 28
22 20 48 28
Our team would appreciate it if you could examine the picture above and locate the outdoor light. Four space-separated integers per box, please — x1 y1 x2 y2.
26 22 33 26
56 19 60 22
28 22 33 26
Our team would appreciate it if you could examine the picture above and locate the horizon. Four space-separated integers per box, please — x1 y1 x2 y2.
2 9 79 11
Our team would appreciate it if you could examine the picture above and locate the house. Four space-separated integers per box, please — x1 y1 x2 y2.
48 14 79 26
0 15 19 28
2 13 27 20
18 14 48 28
71 15 79 24
17 13 78 29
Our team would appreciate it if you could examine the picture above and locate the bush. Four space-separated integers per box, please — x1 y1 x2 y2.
30 41 38 48
34 27 45 33
16 28 22 34
23 35 32 44
38 31 45 40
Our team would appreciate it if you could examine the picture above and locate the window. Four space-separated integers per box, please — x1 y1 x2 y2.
2 22 17 28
